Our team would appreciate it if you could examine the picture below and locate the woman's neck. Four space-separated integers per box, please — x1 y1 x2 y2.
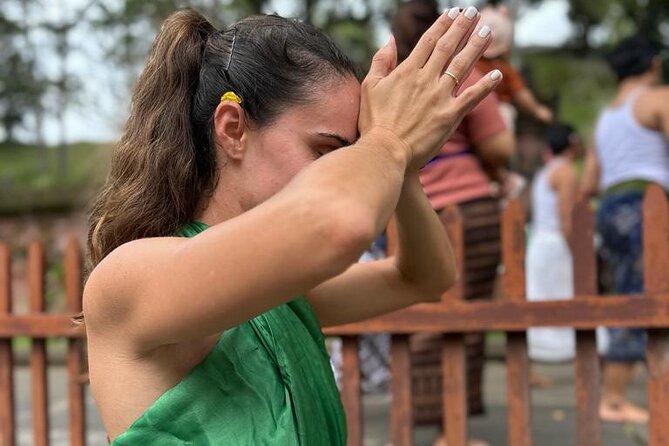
195 181 246 226
614 74 656 104
543 152 572 165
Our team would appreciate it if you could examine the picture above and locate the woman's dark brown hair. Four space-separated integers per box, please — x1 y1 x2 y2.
87 9 357 270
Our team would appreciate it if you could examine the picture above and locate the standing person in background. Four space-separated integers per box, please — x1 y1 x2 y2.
526 123 578 365
392 2 514 445
582 33 669 424
475 1 553 132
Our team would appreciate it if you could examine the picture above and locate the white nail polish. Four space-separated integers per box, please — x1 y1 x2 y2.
464 6 478 19
478 25 491 38
448 7 460 19
490 69 502 81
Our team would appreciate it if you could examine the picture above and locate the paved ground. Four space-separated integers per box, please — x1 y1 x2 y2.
363 360 648 446
13 359 648 446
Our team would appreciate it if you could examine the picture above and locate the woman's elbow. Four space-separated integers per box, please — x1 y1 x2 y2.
414 267 458 303
434 268 458 298
321 207 377 274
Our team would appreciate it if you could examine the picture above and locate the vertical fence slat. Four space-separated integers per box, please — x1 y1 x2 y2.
442 334 466 446
386 220 416 445
502 199 532 446
441 205 468 446
570 199 602 446
341 336 362 446
65 240 86 446
391 335 413 446
643 185 669 446
0 245 15 446
29 242 49 446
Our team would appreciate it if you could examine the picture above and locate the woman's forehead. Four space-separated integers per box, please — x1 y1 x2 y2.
281 78 360 140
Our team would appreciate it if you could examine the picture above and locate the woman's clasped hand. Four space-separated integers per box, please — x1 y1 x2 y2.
360 6 501 170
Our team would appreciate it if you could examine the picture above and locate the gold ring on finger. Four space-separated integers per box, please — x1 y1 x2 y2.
443 70 460 85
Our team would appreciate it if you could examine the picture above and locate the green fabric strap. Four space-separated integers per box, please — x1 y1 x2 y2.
110 221 346 445
603 179 653 197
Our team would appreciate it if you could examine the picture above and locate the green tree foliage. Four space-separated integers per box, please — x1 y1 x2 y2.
567 0 668 50
94 0 402 76
0 0 96 146
521 0 668 50
0 9 47 143
1 0 667 147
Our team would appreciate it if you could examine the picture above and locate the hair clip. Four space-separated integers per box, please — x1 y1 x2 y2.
220 91 243 104
222 27 238 83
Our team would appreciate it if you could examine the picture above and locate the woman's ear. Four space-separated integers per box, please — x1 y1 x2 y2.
213 102 247 160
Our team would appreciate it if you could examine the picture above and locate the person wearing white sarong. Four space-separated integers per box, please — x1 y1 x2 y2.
526 123 579 362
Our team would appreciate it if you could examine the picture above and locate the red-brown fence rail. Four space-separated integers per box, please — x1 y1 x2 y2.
0 186 668 446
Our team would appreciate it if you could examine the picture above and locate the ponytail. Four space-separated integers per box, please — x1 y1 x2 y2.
87 10 217 268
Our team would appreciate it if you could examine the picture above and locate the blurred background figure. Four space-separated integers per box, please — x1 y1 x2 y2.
526 123 578 366
475 0 553 133
582 33 669 424
392 2 514 445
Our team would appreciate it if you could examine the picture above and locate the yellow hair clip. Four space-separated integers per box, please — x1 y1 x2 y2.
220 91 242 104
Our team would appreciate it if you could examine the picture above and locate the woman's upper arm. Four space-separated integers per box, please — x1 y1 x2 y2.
306 258 436 327
83 195 371 353
474 130 514 166
656 89 669 141
464 75 513 166
550 163 578 237
580 147 600 198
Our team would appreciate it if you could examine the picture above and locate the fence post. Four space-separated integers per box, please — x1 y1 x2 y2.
441 204 468 446
65 240 86 446
643 185 669 446
384 219 415 446
0 244 15 446
570 199 602 446
28 242 49 446
340 335 363 446
502 199 532 446
390 335 413 446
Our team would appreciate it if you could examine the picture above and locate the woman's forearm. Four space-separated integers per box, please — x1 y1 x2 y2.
393 172 457 297
281 128 409 246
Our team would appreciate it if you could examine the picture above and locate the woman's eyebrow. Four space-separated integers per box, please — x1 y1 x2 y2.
316 132 355 147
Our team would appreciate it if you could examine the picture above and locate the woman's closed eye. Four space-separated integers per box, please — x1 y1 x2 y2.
313 145 340 159
310 132 355 159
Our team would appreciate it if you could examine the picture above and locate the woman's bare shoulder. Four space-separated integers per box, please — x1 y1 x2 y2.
83 236 186 333
549 160 576 188
634 88 669 131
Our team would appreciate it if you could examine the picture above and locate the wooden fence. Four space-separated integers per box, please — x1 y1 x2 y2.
0 239 86 446
1 185 669 446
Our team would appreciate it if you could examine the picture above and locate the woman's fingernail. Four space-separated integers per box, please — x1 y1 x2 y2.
464 6 478 19
490 69 502 81
448 7 460 19
478 25 491 38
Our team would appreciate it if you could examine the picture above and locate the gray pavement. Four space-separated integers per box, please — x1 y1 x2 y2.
13 366 107 446
13 360 648 446
362 360 648 446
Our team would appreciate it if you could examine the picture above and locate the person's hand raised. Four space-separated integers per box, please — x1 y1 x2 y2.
359 6 502 170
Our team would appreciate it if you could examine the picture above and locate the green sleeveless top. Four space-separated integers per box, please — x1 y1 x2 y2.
110 221 346 445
